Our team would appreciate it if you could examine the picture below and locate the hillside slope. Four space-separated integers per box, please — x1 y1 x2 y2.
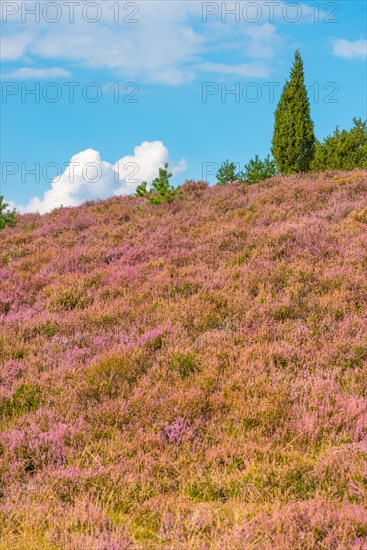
1 171 367 549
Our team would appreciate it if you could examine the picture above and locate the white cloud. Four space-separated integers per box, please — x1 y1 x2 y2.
197 62 270 78
3 67 71 79
244 24 281 59
332 39 367 60
0 30 34 61
2 1 205 85
18 141 187 214
0 1 298 85
113 141 171 193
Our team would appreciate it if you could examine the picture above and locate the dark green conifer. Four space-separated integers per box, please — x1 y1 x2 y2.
272 50 315 174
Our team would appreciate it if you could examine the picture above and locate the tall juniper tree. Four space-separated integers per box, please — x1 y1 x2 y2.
272 50 315 174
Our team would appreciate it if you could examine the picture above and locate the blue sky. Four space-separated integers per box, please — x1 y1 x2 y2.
1 0 366 212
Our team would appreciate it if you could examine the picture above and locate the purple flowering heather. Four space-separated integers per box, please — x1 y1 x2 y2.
0 172 367 548
161 418 196 444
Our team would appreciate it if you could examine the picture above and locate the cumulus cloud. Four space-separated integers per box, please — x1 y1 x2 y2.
18 142 187 214
332 39 367 60
112 141 184 195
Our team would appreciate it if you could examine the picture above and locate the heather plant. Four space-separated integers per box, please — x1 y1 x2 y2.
0 170 367 548
311 117 367 171
241 154 278 183
179 179 208 197
0 383 41 418
161 418 196 444
272 50 316 174
168 350 198 378
0 196 16 231
47 280 93 311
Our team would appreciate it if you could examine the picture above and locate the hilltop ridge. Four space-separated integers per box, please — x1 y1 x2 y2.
1 171 367 549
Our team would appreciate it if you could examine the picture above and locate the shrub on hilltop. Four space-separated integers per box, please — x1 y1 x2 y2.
311 117 367 171
216 160 240 185
216 156 278 185
241 154 278 184
135 163 180 204
0 196 16 231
